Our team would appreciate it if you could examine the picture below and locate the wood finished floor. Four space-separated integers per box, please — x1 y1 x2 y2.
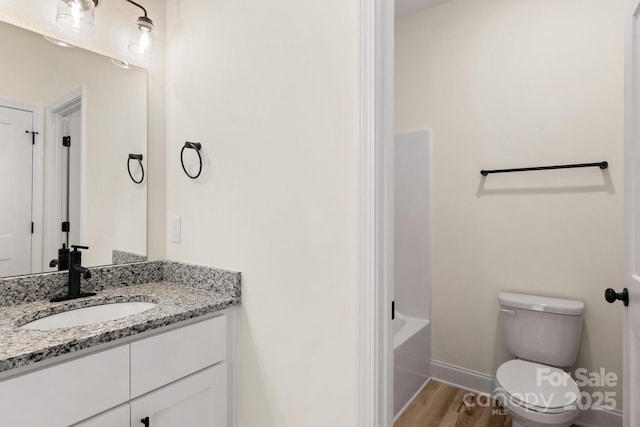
394 380 579 427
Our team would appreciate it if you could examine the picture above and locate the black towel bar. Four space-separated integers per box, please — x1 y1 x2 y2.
480 161 608 176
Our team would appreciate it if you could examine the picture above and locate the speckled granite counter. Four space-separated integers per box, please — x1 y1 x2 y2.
0 261 241 373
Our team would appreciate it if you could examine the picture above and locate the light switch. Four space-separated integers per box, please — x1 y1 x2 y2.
170 216 181 243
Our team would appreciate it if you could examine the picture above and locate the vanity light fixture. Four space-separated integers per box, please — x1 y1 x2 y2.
56 0 99 34
55 0 157 59
126 0 158 59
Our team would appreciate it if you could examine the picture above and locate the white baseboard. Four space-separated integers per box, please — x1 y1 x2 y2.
393 378 431 423
428 360 622 427
575 407 623 427
429 360 495 395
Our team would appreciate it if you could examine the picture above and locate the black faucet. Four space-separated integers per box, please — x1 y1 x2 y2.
49 243 70 271
51 245 96 302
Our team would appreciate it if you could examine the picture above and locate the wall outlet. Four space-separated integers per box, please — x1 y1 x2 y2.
170 216 181 243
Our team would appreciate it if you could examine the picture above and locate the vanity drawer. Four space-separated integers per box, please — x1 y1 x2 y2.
0 345 129 427
130 315 227 397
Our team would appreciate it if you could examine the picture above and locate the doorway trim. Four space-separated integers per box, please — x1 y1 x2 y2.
357 1 394 426
623 1 640 426
44 86 85 270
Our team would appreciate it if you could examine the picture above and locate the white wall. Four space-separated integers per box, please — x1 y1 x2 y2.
396 0 625 404
395 130 431 320
164 1 357 426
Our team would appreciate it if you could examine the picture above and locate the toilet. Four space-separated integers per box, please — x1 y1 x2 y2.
495 292 585 427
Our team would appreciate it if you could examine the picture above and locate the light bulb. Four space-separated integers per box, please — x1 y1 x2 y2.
56 0 96 34
128 16 157 59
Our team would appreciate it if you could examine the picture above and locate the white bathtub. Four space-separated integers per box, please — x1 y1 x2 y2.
393 311 430 419
394 130 431 419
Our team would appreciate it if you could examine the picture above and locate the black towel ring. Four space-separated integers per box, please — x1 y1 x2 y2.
127 154 144 184
181 142 203 179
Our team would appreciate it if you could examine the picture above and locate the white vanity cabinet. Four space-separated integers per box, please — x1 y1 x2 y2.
129 315 228 427
79 364 227 427
130 364 227 427
0 313 231 427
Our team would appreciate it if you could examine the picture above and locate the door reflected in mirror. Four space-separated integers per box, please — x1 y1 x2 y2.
0 20 147 277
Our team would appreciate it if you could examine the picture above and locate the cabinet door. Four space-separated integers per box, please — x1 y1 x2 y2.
131 363 227 427
73 404 130 427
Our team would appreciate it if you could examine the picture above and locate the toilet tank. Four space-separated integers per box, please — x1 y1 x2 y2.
499 292 585 367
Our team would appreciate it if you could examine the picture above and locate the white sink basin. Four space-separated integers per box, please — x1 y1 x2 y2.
20 302 157 330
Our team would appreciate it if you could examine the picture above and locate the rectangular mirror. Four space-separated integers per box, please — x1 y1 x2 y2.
0 20 147 277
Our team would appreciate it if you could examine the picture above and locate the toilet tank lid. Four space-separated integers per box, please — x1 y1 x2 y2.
499 292 585 316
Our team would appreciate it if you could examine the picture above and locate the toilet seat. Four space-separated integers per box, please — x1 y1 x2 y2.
496 360 580 414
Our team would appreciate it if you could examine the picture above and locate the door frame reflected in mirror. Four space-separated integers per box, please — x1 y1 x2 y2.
44 87 84 274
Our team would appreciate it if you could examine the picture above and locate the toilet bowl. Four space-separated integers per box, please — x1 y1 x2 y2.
494 360 580 427
496 292 585 427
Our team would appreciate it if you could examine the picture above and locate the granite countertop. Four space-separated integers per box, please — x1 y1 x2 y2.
0 261 241 374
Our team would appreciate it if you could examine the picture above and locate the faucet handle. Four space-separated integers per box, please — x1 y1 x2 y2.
71 245 89 251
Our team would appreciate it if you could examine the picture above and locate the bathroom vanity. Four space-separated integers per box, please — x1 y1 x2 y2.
0 260 240 427
1 315 228 427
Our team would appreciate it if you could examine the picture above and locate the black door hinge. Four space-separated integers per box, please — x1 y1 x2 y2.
62 136 71 147
25 130 39 145
391 301 395 320
62 221 70 232
31 222 34 234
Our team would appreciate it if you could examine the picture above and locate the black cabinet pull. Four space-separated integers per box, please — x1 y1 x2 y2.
605 288 629 306
141 416 150 427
